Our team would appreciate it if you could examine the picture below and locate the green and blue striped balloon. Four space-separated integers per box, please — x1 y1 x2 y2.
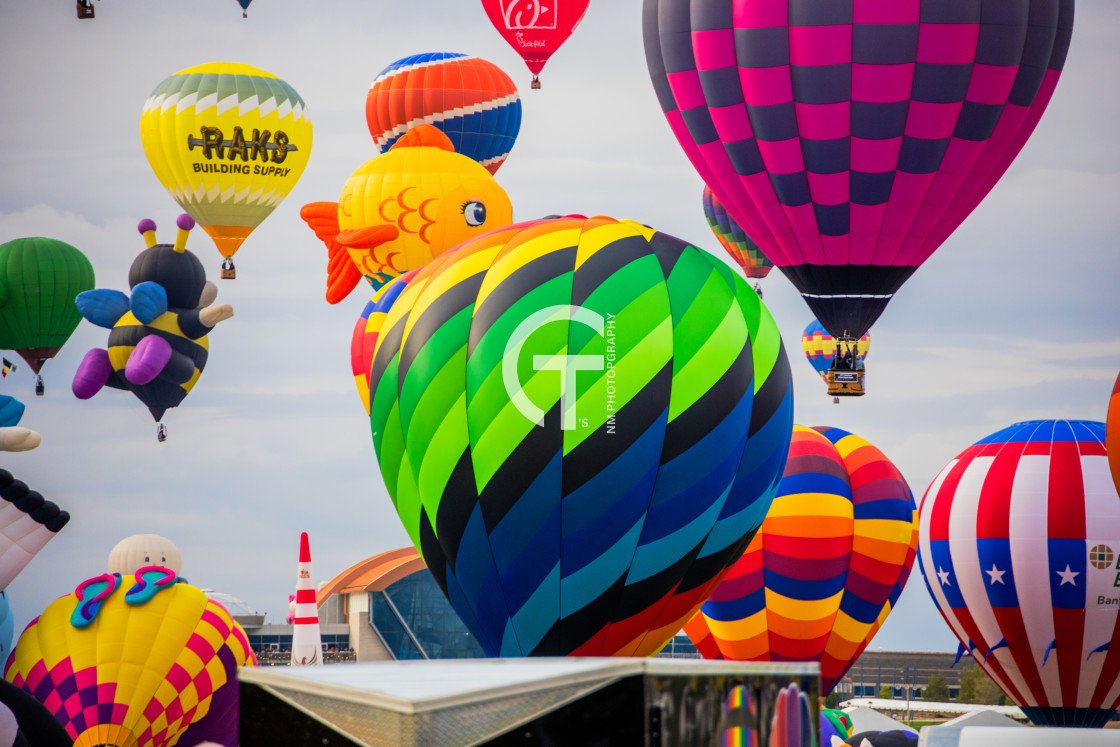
369 216 793 656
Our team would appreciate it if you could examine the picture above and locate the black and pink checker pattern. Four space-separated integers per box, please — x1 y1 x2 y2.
644 0 1073 337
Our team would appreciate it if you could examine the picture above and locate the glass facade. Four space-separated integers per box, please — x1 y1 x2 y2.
369 572 485 660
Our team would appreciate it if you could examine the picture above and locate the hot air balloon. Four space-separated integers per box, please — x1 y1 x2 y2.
351 270 417 415
684 426 918 696
801 320 869 401
237 0 251 17
702 184 772 289
0 469 69 591
366 52 521 175
72 216 234 440
0 395 40 452
6 567 256 746
0 237 95 395
370 215 794 657
1108 372 1120 497
918 420 1120 727
480 0 590 89
140 62 313 278
301 124 512 304
108 534 182 577
644 1 1074 348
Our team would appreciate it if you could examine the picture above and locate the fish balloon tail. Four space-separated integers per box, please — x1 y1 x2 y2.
300 202 361 304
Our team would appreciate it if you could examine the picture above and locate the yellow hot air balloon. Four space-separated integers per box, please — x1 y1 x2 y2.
140 62 313 278
5 567 256 747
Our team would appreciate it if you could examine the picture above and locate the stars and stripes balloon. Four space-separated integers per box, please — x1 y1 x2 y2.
366 52 521 175
918 420 1120 728
702 184 772 281
140 62 313 277
369 215 794 657
684 426 917 695
643 0 1074 340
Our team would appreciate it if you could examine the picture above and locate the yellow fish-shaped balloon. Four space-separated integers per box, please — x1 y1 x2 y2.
141 62 313 278
301 124 512 304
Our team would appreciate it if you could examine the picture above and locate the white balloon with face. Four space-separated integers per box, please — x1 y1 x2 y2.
108 534 182 576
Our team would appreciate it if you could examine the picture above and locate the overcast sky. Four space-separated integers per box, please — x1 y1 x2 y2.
1 1 1117 656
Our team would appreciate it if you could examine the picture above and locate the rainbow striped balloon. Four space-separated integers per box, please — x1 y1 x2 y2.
702 185 772 280
366 52 521 174
918 420 1120 728
351 271 417 415
369 216 794 657
685 425 917 694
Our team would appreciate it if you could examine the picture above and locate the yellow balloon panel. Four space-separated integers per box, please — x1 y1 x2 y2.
140 62 313 260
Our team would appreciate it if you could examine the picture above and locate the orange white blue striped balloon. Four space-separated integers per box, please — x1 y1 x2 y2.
685 425 917 695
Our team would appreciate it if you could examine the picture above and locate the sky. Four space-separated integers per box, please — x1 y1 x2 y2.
1 1 1117 655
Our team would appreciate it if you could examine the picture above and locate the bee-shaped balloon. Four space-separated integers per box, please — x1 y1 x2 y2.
72 215 233 438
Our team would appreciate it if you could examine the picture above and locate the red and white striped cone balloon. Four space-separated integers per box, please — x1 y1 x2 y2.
290 531 323 666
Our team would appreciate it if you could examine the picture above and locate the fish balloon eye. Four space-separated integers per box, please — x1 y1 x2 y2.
462 201 486 227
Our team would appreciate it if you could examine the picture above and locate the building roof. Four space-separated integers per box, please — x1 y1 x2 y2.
317 547 426 604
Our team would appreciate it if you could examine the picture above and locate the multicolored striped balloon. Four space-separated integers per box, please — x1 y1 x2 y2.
6 569 256 746
702 185 772 280
685 426 917 695
644 1 1074 339
1108 373 1120 497
366 52 521 175
369 215 794 657
918 420 1120 728
800 319 868 381
351 271 417 415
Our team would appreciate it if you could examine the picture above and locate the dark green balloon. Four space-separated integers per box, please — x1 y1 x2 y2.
0 237 95 373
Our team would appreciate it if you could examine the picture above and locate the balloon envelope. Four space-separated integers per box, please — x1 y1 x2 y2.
0 237 94 374
801 319 868 381
684 425 917 695
643 0 1074 338
702 184 772 280
140 62 313 268
1108 372 1120 497
479 0 590 85
370 215 793 657
917 420 1120 727
6 569 256 747
366 52 521 174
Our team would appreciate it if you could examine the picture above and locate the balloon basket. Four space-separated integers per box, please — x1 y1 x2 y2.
220 258 236 279
833 397 839 404
826 369 865 397
531 77 541 90
77 2 94 19
157 423 167 442
35 375 44 397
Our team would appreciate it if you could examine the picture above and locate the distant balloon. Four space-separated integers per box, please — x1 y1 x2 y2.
140 62 313 277
108 534 183 576
644 0 1074 340
6 568 256 747
801 320 868 381
1108 371 1120 497
918 420 1120 728
237 0 251 16
685 426 918 695
370 215 794 657
0 469 69 591
480 0 590 88
72 216 234 428
301 124 512 303
367 52 521 174
702 185 771 280
0 237 95 386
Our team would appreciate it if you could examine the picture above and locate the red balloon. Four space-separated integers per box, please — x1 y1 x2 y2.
480 0 590 87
